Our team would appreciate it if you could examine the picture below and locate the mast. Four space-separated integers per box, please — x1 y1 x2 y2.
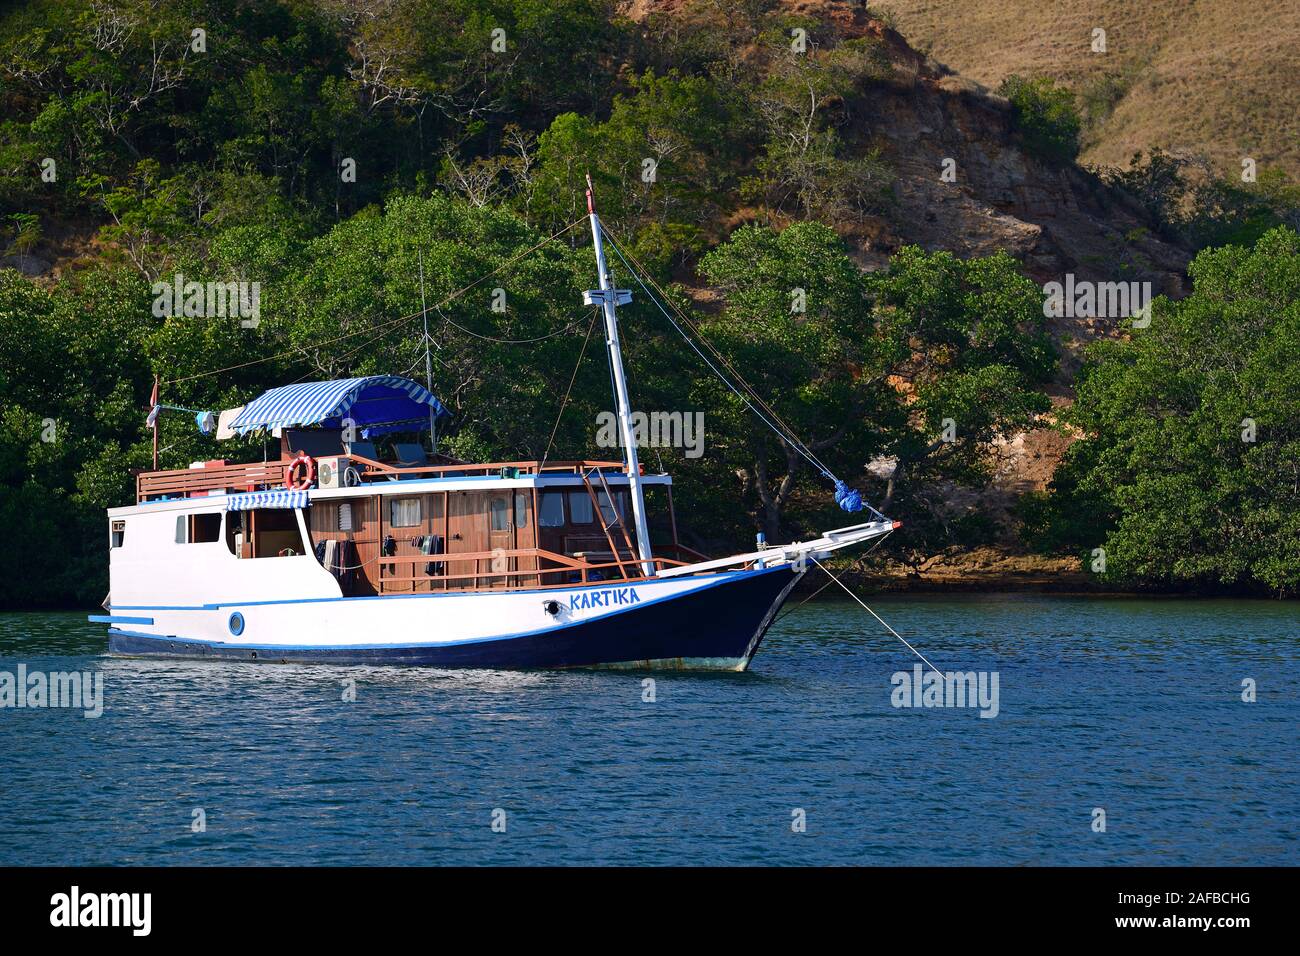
583 177 654 577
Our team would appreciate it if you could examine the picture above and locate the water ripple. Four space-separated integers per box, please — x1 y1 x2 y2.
0 596 1296 865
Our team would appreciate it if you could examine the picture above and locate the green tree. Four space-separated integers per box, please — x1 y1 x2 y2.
1022 226 1300 594
864 245 1056 535
997 74 1081 165
689 225 1055 542
749 36 893 221
693 221 894 539
531 69 754 265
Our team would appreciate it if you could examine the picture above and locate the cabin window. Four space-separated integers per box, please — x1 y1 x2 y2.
538 492 565 528
338 501 353 532
568 491 594 525
597 491 627 526
515 494 529 530
489 496 510 532
189 513 222 543
177 513 221 543
110 520 126 548
390 497 421 528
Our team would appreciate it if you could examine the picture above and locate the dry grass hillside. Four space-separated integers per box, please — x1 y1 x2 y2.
876 0 1300 177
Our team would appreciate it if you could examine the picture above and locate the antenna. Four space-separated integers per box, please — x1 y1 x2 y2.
417 248 437 453
150 375 159 470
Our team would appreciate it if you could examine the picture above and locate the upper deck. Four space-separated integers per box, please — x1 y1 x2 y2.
134 456 667 504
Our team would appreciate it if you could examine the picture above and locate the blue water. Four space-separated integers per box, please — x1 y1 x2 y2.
1 597 1296 865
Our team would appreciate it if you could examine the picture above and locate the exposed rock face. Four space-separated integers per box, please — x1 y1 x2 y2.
858 63 1189 287
627 0 1194 355
876 0 1300 181
855 64 1192 369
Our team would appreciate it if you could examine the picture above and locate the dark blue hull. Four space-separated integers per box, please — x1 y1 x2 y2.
107 566 801 670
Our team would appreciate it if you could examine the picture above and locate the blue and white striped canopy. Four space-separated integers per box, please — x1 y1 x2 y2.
226 489 310 511
228 376 449 436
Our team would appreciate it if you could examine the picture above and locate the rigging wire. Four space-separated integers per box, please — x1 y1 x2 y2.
437 311 588 344
540 310 600 468
810 556 943 677
600 225 838 477
599 225 839 483
163 216 588 386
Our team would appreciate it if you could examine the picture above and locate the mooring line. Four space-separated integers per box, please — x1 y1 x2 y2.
810 556 944 677
774 531 893 625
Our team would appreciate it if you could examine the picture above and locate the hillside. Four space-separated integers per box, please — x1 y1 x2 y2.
876 0 1300 178
3 0 1296 603
627 0 1193 362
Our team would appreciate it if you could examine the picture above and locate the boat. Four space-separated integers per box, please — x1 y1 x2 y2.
90 192 898 670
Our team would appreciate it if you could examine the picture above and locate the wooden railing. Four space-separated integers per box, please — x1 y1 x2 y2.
374 546 690 593
347 457 628 480
137 460 289 501
136 458 632 501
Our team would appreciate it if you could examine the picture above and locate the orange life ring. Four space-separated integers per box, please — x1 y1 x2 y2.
285 452 316 490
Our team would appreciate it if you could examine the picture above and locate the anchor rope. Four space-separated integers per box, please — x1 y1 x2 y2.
773 530 893 625
810 556 943 677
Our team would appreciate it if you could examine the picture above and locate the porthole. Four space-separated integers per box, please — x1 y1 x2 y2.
228 611 245 636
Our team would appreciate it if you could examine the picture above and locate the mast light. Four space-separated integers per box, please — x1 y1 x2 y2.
583 289 632 307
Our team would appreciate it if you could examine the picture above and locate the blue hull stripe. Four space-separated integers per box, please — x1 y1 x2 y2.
107 568 762 612
108 567 798 669
88 614 154 625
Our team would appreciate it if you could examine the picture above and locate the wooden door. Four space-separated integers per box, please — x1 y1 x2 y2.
486 492 513 587
448 491 489 589
512 491 536 587
384 494 427 592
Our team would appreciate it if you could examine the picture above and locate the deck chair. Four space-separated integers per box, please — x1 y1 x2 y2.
392 442 429 480
343 439 394 481
393 442 429 467
345 440 380 463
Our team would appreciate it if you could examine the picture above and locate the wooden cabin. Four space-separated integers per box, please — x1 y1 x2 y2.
139 447 701 597
134 376 705 596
